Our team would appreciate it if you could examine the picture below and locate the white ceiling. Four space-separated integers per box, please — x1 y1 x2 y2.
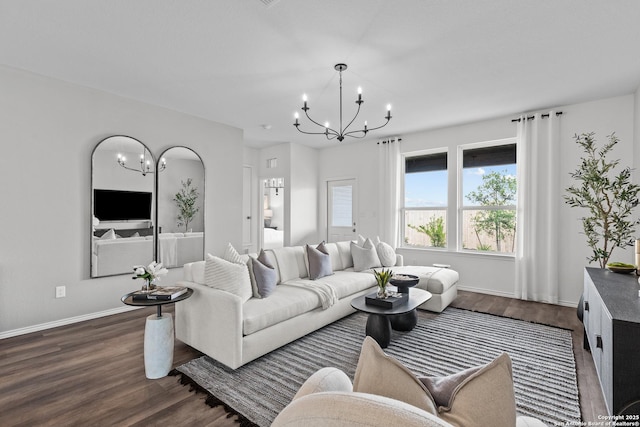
2 0 640 149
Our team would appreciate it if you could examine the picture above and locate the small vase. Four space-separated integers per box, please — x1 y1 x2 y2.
141 279 156 293
377 287 389 299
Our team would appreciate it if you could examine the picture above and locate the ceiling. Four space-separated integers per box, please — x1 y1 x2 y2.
2 0 640 149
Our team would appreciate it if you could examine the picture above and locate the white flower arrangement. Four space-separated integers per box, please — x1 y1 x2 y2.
132 261 168 286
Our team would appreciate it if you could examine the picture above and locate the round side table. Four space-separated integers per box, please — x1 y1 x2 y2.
121 288 193 379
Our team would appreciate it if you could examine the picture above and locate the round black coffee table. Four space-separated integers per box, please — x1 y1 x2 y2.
351 288 432 348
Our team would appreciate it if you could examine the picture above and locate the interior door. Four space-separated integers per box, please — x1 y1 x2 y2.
327 179 357 242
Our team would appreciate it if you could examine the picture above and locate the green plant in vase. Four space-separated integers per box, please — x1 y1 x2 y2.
564 132 640 268
174 178 200 232
373 268 394 299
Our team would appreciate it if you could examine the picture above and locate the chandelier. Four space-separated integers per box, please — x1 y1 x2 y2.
117 152 166 176
293 63 392 142
264 177 284 195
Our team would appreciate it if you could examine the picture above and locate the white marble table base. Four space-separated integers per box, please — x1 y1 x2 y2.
143 313 174 379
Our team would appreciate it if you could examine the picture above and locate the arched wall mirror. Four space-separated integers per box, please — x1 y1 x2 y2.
156 146 205 268
262 177 285 249
91 136 155 277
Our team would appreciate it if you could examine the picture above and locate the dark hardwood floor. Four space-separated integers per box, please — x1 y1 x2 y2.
0 291 606 426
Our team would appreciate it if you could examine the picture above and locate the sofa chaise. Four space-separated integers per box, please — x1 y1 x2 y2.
175 240 459 369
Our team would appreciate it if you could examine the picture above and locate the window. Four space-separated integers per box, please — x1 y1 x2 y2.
402 151 448 248
460 142 517 254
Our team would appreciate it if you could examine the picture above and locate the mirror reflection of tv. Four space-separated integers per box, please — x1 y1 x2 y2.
94 189 152 221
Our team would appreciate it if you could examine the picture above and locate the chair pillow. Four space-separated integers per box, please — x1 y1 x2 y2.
353 337 438 415
306 242 333 280
376 241 396 267
250 249 277 298
204 253 252 302
351 239 382 271
353 337 517 427
419 353 517 427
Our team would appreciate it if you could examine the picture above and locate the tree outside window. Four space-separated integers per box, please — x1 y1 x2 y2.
461 142 517 254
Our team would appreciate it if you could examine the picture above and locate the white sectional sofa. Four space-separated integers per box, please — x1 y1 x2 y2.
92 236 154 276
175 241 459 369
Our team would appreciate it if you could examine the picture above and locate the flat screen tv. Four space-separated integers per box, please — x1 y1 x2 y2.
94 189 152 221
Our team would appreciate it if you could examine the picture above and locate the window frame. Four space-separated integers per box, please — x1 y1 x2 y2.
457 138 517 255
401 148 449 250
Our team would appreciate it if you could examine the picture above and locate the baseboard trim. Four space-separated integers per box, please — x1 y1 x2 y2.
0 305 142 339
457 285 577 308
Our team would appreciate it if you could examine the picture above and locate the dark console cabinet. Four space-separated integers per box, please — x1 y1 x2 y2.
583 267 640 415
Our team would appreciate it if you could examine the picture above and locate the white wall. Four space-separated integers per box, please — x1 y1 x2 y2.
290 143 319 245
318 94 637 306
0 65 243 335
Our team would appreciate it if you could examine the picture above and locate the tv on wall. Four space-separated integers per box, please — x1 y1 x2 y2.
94 189 152 221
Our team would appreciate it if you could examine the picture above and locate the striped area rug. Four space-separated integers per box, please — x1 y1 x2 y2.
173 308 581 426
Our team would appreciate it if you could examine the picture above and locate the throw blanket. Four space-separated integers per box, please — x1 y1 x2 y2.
284 279 339 309
158 236 178 267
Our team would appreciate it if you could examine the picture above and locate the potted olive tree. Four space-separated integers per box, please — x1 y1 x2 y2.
173 178 200 232
564 132 640 319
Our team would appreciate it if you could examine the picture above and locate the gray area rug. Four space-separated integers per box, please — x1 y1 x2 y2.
173 308 581 426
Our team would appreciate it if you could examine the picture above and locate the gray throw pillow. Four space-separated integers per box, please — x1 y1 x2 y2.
306 243 333 280
251 249 277 298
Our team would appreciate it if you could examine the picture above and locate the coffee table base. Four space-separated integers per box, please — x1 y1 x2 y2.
365 309 419 348
366 314 392 348
390 309 418 331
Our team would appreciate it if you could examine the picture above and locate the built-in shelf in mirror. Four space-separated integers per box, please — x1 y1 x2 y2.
91 136 155 277
156 146 205 268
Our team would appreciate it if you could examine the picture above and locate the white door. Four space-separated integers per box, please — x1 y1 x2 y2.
327 179 357 242
242 166 252 250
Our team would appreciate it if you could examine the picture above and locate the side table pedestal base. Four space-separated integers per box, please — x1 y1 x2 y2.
144 313 173 379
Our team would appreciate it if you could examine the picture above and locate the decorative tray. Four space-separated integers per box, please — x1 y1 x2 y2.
365 291 408 309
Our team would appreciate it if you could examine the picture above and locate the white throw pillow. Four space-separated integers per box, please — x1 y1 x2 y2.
204 253 252 302
376 241 397 267
351 238 382 272
223 242 245 264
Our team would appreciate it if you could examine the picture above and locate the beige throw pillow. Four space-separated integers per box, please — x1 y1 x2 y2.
353 337 517 427
353 337 438 415
419 353 517 427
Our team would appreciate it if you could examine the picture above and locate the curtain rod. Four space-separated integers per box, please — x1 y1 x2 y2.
511 111 563 123
377 137 402 145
